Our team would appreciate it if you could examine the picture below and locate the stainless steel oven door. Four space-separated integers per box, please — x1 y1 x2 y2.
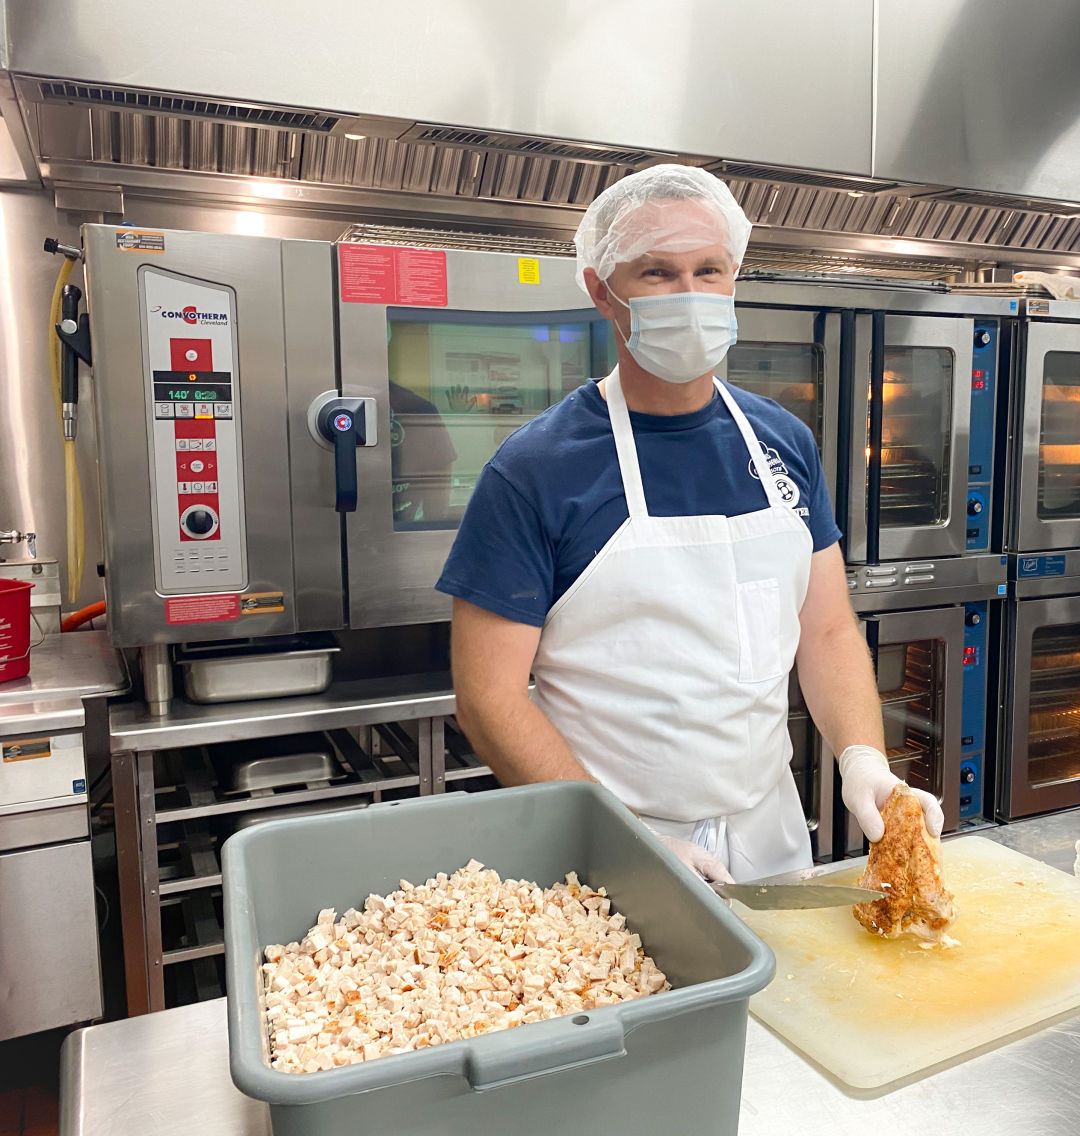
1002 593 1080 818
849 315 973 562
842 605 965 854
719 307 841 504
1013 322 1080 552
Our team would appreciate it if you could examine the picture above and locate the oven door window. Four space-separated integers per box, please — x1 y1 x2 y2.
877 639 945 797
877 347 954 528
726 342 824 448
386 312 613 531
1038 352 1080 520
1027 622 1080 789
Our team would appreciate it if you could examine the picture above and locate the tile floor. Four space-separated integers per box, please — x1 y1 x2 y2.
0 1031 63 1136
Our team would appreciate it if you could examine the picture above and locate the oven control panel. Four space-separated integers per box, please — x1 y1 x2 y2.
959 599 989 819
966 321 997 552
141 268 246 593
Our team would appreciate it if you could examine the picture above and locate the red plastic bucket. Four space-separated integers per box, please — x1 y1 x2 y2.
0 579 34 683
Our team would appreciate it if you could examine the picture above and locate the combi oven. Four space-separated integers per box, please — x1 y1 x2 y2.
83 224 616 647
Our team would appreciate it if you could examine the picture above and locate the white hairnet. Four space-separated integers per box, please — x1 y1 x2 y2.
574 164 751 292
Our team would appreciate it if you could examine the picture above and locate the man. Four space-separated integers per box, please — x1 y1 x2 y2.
436 165 943 884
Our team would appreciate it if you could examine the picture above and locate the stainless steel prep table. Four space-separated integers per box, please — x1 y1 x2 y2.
0 627 127 720
60 811 1080 1136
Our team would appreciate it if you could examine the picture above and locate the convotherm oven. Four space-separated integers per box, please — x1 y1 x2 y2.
83 224 616 646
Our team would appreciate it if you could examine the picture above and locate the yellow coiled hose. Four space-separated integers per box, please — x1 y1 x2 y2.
48 256 86 606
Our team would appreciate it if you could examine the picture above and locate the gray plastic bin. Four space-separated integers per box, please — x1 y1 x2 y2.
224 781 774 1136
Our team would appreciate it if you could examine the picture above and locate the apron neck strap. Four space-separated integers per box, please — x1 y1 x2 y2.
714 380 785 508
604 369 784 516
605 368 649 518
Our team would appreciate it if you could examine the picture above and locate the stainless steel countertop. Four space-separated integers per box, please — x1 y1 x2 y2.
109 671 456 752
0 630 127 712
60 811 1080 1136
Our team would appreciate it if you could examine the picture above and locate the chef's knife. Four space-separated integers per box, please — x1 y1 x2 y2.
712 865 886 910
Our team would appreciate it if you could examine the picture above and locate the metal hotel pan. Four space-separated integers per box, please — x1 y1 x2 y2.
176 638 339 703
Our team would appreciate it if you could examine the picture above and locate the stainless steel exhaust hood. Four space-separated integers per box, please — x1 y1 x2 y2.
3 0 1080 267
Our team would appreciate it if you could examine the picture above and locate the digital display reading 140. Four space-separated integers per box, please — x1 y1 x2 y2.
152 370 232 403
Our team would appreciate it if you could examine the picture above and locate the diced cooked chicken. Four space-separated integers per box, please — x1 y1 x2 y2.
261 861 669 1073
853 784 957 943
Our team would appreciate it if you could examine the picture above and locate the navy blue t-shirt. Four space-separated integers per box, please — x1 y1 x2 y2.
436 380 841 627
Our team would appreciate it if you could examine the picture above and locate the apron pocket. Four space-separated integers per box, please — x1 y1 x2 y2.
735 577 784 682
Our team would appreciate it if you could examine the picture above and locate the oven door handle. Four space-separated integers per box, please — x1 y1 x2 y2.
308 393 376 513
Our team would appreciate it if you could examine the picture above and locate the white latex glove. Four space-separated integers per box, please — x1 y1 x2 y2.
655 834 735 886
839 744 944 842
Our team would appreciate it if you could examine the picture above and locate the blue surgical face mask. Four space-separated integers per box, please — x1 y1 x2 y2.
607 285 738 384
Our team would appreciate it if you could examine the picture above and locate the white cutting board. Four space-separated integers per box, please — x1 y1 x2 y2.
737 835 1080 1090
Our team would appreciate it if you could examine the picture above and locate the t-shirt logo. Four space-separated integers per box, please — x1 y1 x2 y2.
749 442 803 510
772 474 801 507
748 442 788 481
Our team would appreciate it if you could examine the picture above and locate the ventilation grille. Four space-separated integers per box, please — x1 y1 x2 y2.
921 188 1080 217
741 249 966 281
40 81 338 131
405 124 662 168
714 161 900 194
338 223 576 257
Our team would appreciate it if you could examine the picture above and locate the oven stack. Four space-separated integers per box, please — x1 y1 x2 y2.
999 298 1080 820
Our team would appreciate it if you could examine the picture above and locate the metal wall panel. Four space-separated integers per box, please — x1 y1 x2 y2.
875 0 1080 201
0 187 102 605
4 0 874 174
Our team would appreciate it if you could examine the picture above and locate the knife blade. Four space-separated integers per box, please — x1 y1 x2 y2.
712 879 886 910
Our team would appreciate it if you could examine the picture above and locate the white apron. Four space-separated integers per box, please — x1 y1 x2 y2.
531 367 814 881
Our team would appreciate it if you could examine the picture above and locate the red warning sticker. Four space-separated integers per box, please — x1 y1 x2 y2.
165 594 240 625
338 244 448 306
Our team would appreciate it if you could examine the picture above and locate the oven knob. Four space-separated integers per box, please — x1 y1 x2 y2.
183 508 216 536
965 610 982 627
961 766 976 784
967 497 983 516
973 328 991 348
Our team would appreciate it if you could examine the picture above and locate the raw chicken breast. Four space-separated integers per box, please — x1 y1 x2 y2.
853 784 957 943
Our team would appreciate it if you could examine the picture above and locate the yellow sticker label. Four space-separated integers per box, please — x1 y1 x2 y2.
240 591 285 615
2 738 51 762
517 257 540 285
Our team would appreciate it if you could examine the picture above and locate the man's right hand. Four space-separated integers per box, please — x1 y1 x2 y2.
656 834 734 886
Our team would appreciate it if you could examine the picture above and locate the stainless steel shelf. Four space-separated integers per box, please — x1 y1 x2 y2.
109 672 457 752
163 942 224 966
159 873 222 897
156 776 418 824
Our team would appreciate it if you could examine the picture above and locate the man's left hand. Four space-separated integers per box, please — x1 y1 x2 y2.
839 744 944 842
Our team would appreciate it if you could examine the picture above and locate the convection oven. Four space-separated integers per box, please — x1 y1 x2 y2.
1007 301 1080 554
833 590 998 855
732 279 1013 591
1000 558 1080 819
